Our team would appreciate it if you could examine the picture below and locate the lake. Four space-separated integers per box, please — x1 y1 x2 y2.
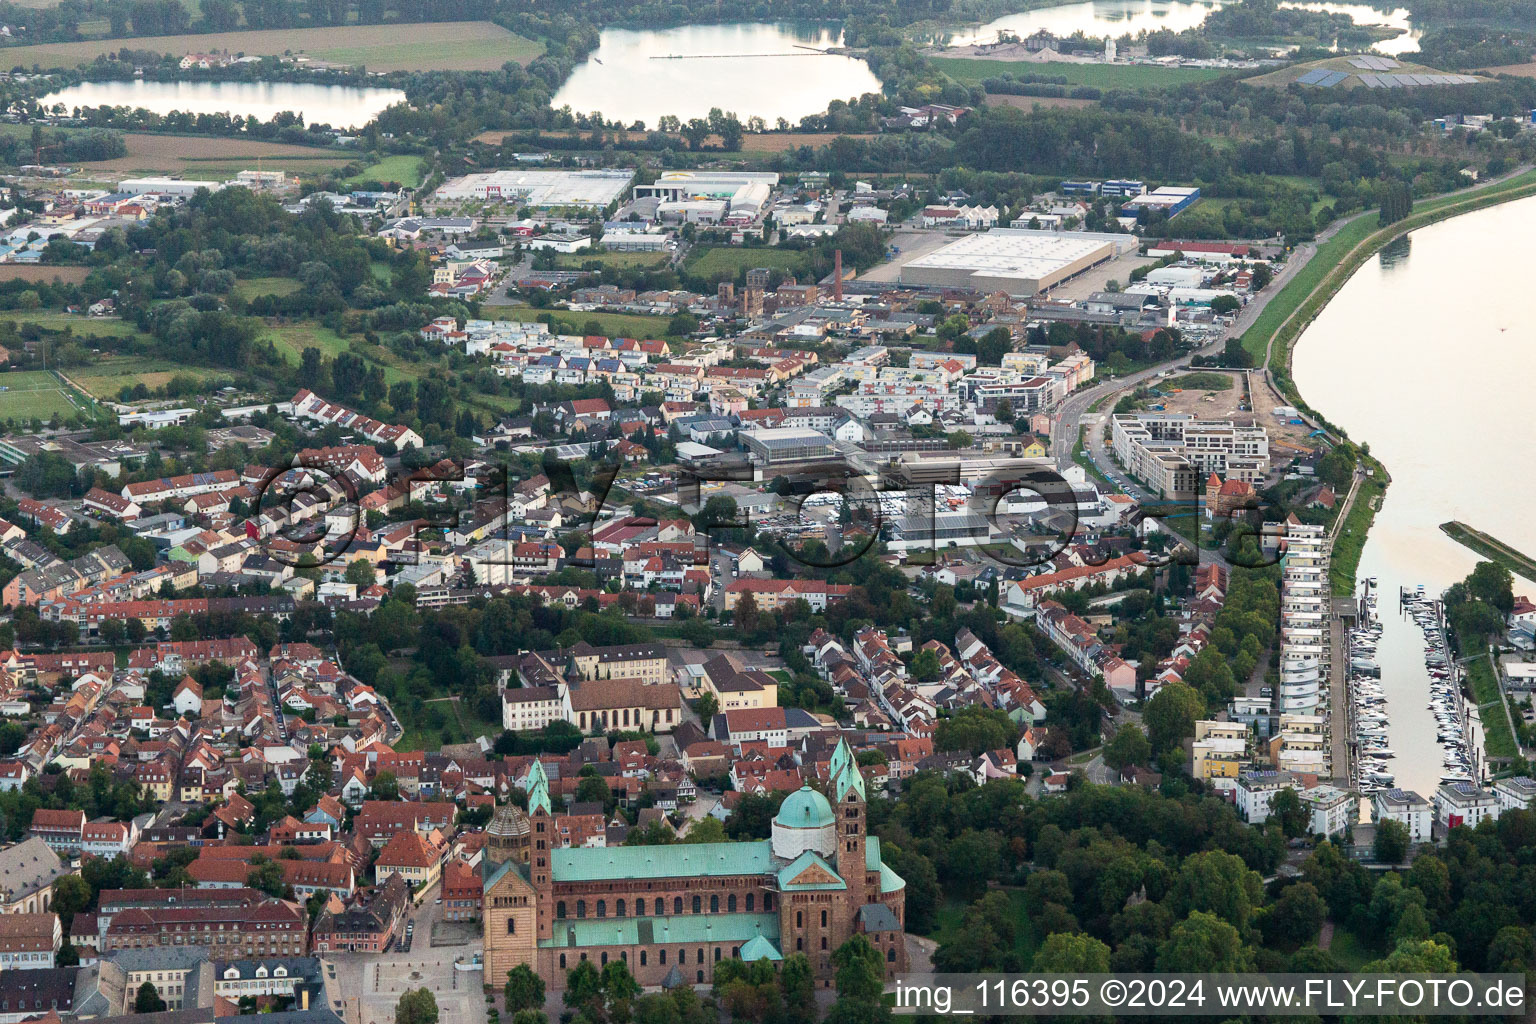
939 0 1420 55
551 23 882 128
38 80 407 129
1291 195 1536 802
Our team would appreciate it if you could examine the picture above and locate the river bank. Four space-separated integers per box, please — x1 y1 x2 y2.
1288 189 1536 792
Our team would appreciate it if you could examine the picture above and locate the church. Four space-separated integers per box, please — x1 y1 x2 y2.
482 739 908 989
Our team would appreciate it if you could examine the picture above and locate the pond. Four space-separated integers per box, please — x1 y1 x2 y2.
938 0 1419 55
38 80 408 129
551 23 882 128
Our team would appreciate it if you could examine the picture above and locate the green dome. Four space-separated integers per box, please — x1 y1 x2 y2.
775 786 834 829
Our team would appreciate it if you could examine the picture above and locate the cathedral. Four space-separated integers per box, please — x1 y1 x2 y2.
482 740 908 989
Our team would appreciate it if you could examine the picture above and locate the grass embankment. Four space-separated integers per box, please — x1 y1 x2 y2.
1245 168 1536 408
1328 470 1385 596
1466 655 1518 760
490 305 678 341
1440 522 1536 587
1073 424 1114 491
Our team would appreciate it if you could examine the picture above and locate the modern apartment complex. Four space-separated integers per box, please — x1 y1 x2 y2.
1110 413 1269 499
1279 519 1329 717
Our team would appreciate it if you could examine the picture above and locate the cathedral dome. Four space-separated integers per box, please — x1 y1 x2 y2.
775 785 835 829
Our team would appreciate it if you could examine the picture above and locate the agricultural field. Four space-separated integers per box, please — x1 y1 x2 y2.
931 56 1231 89
0 369 88 421
233 276 303 302
686 246 810 277
344 155 423 187
983 93 1098 110
0 22 542 72
77 132 353 178
0 266 91 285
72 356 221 398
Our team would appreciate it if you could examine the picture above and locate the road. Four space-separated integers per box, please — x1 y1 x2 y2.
1049 229 1326 475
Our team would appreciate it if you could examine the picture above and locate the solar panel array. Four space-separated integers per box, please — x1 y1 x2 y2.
1299 65 1477 88
1348 55 1400 70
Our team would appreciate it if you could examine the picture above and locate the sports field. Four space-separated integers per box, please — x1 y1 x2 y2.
0 21 542 72
0 370 86 421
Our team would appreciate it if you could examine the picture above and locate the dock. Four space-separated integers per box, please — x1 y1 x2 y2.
1330 594 1357 789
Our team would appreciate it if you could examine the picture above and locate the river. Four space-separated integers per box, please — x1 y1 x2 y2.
1290 195 1536 802
938 0 1420 55
551 23 881 127
38 80 407 129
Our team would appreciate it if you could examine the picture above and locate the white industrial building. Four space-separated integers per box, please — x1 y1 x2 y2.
119 177 216 197
434 168 635 208
633 170 779 203
898 228 1134 295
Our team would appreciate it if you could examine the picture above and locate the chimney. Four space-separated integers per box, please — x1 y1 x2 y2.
833 249 844 302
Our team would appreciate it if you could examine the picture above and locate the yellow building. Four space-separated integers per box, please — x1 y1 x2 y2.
1192 720 1247 784
376 828 447 896
700 653 778 711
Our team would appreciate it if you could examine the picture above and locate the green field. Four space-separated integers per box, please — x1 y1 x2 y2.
3 311 144 340
0 370 86 421
233 276 303 302
491 305 677 341
686 246 810 278
932 56 1231 90
558 250 671 270
1468 655 1518 760
345 154 424 187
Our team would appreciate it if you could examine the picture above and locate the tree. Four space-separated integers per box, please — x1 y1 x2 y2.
1156 910 1252 972
246 857 285 898
934 705 1017 755
1169 850 1263 932
780 953 816 1024
346 559 376 587
1373 818 1410 864
1144 680 1203 752
1102 724 1151 770
1033 932 1111 972
694 692 719 723
1269 787 1310 839
831 935 886 1006
370 771 399 801
396 988 439 1024
505 965 545 1015
135 982 167 1014
1262 882 1326 950
575 773 610 806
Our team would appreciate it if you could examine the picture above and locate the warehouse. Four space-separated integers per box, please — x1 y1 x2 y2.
120 177 218 197
434 169 635 208
898 229 1120 295
741 427 833 465
633 171 779 203
1120 186 1201 217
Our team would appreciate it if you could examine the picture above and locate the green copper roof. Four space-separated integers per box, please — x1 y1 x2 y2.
864 836 904 892
552 841 773 883
539 913 779 949
776 850 846 891
527 759 551 816
775 785 834 829
832 738 866 803
739 935 783 962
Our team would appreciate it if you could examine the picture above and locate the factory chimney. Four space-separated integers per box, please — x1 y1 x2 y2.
833 248 844 302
